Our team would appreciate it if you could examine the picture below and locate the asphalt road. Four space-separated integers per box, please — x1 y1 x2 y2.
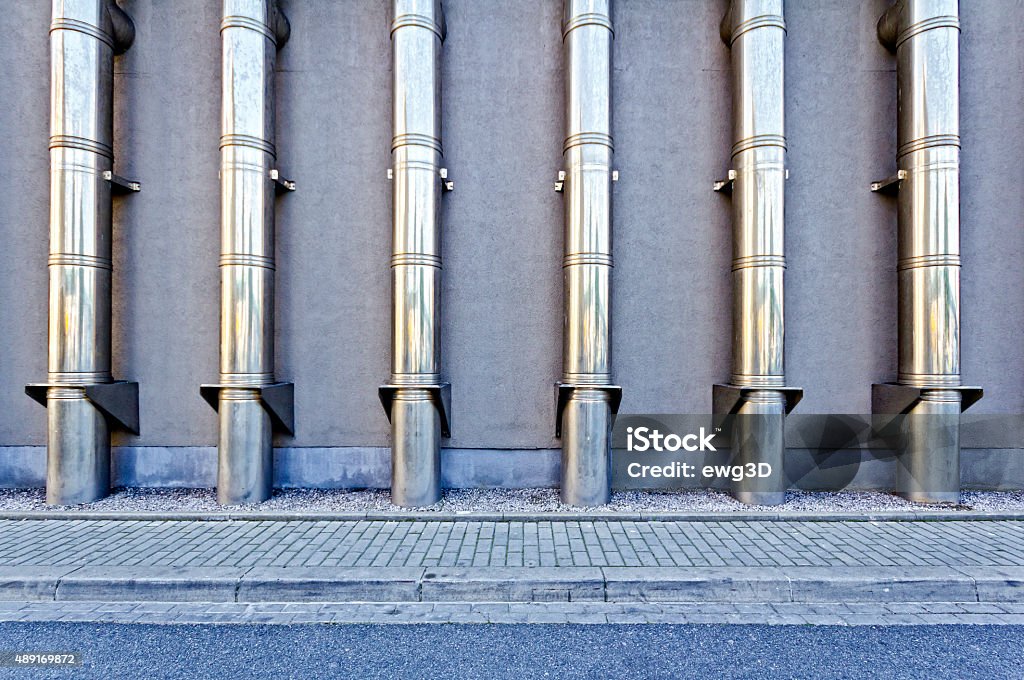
0 623 1021 679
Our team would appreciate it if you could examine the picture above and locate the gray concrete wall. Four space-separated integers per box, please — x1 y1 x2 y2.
0 2 1022 472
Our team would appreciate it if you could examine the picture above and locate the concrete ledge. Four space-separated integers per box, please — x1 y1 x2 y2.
787 567 978 603
0 566 79 601
421 567 605 602
0 565 1019 605
238 567 424 602
603 567 791 603
56 567 244 602
962 566 1024 602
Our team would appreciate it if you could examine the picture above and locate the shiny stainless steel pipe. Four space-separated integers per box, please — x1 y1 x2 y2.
873 0 979 503
212 0 292 505
38 0 136 505
381 0 450 508
715 0 798 506
556 0 618 507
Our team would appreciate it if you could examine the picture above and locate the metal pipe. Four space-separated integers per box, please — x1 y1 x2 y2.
39 0 136 505
715 0 797 506
214 0 291 505
873 0 977 503
556 0 618 507
382 0 450 508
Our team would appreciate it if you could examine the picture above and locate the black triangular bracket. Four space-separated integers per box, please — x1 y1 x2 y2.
26 380 140 435
871 382 984 415
870 170 906 196
554 382 623 438
712 383 804 416
378 383 452 438
200 382 295 435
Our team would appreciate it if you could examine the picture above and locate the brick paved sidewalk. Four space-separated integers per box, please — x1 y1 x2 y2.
2 519 1022 569
0 519 1021 612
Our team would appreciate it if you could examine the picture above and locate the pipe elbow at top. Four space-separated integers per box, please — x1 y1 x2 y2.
272 2 290 47
105 0 135 54
877 1 903 52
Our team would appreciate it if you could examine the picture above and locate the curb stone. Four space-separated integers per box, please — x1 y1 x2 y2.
0 566 1019 605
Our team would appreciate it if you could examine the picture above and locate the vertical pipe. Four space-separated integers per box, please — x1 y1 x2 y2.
558 0 616 507
719 0 791 505
877 0 964 503
387 0 446 507
218 0 289 504
46 0 134 504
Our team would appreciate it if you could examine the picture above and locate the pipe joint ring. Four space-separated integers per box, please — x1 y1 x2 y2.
50 18 115 49
49 135 113 159
391 253 442 268
391 14 445 41
46 386 86 400
730 375 787 389
220 134 276 157
566 387 612 404
919 389 962 404
731 134 786 157
740 389 788 404
561 373 612 386
563 253 613 268
898 374 962 388
389 374 443 386
897 254 960 271
731 254 786 271
219 374 274 387
895 15 960 49
563 132 614 153
47 372 113 385
897 134 960 158
219 387 262 401
221 15 278 45
562 13 613 39
391 387 435 402
220 254 276 270
392 133 443 155
727 14 786 46
48 253 113 271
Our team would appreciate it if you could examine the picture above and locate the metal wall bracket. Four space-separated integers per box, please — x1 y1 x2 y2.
713 169 737 194
103 170 141 194
554 170 566 193
270 169 296 193
200 382 295 435
712 383 804 416
379 383 452 438
871 383 984 415
554 382 623 438
26 380 141 435
870 169 906 195
439 168 454 192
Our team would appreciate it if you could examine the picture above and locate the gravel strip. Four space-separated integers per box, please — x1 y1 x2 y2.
0 487 1021 514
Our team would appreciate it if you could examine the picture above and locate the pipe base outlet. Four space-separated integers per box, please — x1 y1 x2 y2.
217 388 273 505
897 389 961 504
390 388 442 508
560 388 612 507
730 389 786 506
45 387 110 505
